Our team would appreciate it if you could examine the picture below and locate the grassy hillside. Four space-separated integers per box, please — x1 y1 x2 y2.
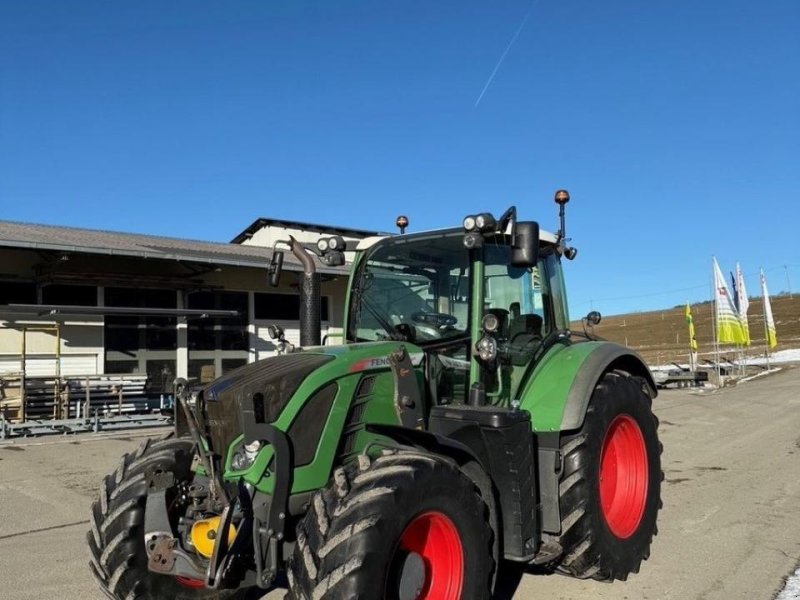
572 295 800 366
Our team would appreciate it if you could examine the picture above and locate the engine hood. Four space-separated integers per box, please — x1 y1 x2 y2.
201 342 423 458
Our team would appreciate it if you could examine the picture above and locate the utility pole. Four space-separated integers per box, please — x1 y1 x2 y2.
784 265 792 298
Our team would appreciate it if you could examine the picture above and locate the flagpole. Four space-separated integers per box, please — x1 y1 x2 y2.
762 268 771 370
764 315 771 370
711 258 720 384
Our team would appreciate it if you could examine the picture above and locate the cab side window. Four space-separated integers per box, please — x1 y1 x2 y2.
484 246 558 397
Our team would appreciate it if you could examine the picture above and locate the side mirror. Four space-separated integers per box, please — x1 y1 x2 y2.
268 251 284 287
511 221 539 267
585 311 602 326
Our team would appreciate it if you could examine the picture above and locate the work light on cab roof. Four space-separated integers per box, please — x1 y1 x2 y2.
395 215 409 234
553 189 578 260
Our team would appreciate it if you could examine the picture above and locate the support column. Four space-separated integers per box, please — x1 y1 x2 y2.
247 291 257 363
176 291 188 379
96 286 105 375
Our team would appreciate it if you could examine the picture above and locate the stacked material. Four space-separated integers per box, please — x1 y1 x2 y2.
0 374 150 422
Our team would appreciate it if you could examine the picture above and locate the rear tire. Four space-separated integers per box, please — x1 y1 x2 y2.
286 450 493 600
553 371 662 581
87 434 242 599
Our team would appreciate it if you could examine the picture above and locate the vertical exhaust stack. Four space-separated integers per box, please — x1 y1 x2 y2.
289 236 321 347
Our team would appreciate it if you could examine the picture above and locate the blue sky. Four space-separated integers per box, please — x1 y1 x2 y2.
1 0 798 317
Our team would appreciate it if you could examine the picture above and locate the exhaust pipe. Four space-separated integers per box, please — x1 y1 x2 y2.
289 236 321 347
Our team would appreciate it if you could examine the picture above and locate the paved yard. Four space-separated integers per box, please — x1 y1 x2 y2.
1 366 799 599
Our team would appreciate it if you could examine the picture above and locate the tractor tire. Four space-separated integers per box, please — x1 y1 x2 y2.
87 434 242 600
553 370 662 581
286 450 494 600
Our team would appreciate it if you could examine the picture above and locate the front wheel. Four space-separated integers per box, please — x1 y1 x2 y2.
287 450 494 600
87 434 242 599
553 370 662 581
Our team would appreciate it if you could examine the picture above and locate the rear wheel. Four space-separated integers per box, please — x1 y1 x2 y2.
87 434 242 599
554 371 662 581
286 450 493 600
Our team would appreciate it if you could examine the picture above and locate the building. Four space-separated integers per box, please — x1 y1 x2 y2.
0 218 381 407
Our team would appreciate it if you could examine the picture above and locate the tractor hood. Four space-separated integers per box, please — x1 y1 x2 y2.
201 342 423 459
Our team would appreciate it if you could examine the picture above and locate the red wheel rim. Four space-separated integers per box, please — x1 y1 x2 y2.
394 511 464 600
599 414 649 539
175 576 205 589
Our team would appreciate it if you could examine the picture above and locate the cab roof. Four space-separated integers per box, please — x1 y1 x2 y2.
355 226 558 251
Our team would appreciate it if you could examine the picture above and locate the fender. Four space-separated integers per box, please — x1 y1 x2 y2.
519 340 656 433
560 341 656 431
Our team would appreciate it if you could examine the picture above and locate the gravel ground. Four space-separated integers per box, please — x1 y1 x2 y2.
1 366 798 600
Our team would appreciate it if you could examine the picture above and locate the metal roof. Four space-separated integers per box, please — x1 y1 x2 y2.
231 217 384 244
0 220 348 274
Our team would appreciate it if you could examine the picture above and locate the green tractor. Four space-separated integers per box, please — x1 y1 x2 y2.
88 191 661 600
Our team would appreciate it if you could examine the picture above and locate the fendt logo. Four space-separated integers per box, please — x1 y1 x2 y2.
349 353 423 373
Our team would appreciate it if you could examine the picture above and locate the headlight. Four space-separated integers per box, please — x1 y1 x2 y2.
463 215 476 231
476 335 498 362
231 440 262 471
475 213 496 232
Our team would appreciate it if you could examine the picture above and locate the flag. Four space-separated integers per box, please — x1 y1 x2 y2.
685 303 698 350
760 269 778 348
685 303 698 369
735 262 751 346
713 257 747 345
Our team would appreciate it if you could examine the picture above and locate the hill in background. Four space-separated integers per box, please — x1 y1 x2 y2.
572 295 800 366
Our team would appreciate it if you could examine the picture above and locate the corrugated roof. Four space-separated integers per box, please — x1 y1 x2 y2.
0 220 347 274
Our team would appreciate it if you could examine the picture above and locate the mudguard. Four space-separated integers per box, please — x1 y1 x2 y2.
519 340 656 433
560 341 656 431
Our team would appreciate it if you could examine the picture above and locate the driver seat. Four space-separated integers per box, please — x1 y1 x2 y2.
507 314 543 366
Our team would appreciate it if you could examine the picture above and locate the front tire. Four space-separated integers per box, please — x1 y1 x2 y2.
287 450 494 600
87 434 241 599
554 371 662 581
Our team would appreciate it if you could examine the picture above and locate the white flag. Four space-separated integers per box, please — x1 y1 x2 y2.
760 269 778 348
735 262 751 345
713 257 746 345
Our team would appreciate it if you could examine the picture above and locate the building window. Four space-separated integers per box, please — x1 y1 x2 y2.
188 359 217 384
145 359 176 394
104 287 177 352
222 358 247 374
254 292 330 321
0 281 36 305
41 284 97 306
105 360 139 374
187 291 248 351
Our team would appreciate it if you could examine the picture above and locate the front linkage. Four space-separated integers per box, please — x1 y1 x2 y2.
143 379 293 591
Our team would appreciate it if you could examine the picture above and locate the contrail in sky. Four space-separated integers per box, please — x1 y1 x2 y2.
474 0 541 107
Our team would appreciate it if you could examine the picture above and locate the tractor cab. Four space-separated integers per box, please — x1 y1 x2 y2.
345 223 570 409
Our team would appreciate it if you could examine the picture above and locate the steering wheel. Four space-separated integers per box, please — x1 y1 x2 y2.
411 311 458 329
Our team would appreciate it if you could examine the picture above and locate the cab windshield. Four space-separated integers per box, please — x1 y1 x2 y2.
348 233 470 343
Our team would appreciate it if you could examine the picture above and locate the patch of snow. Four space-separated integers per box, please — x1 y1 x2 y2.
739 368 782 383
775 566 800 600
650 348 800 372
742 348 800 366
